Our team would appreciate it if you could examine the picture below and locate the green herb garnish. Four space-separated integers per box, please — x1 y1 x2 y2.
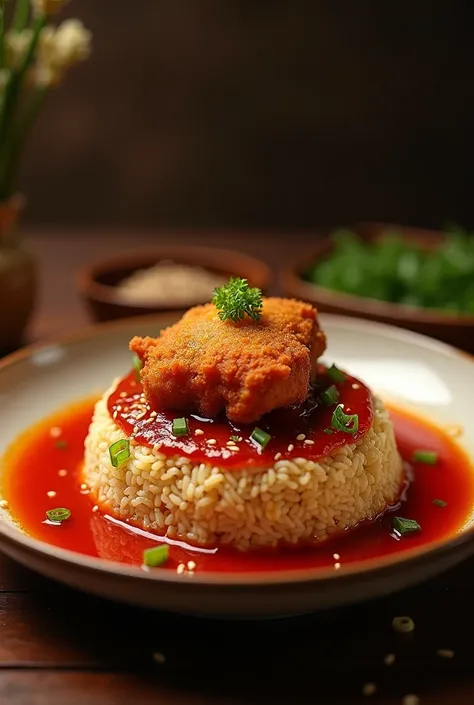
392 616 415 633
143 544 169 568
331 404 359 435
413 450 438 465
132 353 143 382
46 508 71 523
172 417 189 437
320 385 340 406
212 277 263 323
230 435 242 442
326 364 345 383
433 498 447 507
250 427 271 449
392 516 421 536
109 439 130 467
304 227 474 316
55 439 68 449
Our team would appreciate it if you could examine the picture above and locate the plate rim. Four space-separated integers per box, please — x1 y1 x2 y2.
0 312 473 588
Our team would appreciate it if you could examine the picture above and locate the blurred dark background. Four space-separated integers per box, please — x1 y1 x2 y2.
20 0 474 231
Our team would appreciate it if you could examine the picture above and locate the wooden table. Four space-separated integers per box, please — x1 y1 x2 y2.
2 229 474 704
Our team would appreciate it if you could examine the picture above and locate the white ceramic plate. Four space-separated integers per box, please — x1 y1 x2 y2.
0 313 473 618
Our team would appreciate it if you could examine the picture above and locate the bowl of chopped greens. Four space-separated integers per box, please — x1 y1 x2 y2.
281 223 474 352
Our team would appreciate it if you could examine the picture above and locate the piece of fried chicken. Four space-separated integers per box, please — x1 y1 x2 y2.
130 298 326 424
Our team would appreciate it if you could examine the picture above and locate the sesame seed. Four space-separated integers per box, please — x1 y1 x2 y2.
187 560 196 570
334 562 341 570
80 483 88 491
228 446 240 452
402 696 420 705
58 469 67 477
113 411 118 419
304 439 315 445
274 452 282 460
362 683 377 696
120 391 127 398
296 433 306 441
152 651 166 664
195 429 204 436
352 383 360 390
47 491 56 498
287 444 294 452
177 563 185 575
92 505 99 513
0 500 9 509
384 653 396 666
50 426 62 438
333 553 340 560
207 439 217 445
437 648 455 659
150 411 158 418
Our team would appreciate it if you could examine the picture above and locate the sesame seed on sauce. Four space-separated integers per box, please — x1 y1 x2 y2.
287 444 294 452
207 439 217 446
92 505 99 513
333 553 340 560
228 445 240 452
352 383 360 390
274 452 282 460
195 429 204 436
187 560 196 571
334 562 341 570
58 469 67 477
80 483 89 491
177 563 185 575
296 433 306 441
50 426 62 438
304 439 315 445
46 490 56 498
119 391 127 398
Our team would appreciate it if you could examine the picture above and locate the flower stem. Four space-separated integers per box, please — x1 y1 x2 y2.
0 14 46 198
13 0 30 32
0 85 46 198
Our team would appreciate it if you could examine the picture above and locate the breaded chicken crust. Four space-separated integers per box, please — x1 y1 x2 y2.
130 298 326 424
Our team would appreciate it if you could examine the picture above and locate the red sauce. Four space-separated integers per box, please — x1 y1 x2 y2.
107 366 373 468
2 396 474 574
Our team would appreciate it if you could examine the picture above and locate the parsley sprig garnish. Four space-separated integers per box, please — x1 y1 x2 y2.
212 277 263 323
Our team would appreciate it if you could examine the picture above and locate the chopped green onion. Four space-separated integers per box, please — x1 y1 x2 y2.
132 353 143 382
331 404 359 435
320 385 340 406
250 427 271 449
413 449 438 465
433 498 447 507
143 544 169 568
323 428 334 435
172 417 189 437
392 616 415 633
327 364 345 383
230 435 242 443
392 516 421 536
55 439 68 449
46 508 71 523
109 439 130 467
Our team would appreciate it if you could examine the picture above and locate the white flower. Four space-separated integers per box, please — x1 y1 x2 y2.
31 0 70 18
35 19 92 87
4 29 33 69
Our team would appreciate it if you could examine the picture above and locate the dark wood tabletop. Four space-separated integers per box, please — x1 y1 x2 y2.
2 229 474 705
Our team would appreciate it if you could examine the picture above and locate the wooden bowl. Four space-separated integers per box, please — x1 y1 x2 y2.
76 245 271 322
280 223 474 353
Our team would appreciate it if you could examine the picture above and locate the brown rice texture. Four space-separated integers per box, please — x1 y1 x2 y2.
83 384 403 549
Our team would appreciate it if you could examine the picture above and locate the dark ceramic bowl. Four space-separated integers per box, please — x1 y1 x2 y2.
280 223 474 353
76 245 271 322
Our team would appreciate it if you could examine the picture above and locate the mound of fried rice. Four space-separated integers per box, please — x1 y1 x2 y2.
83 382 403 550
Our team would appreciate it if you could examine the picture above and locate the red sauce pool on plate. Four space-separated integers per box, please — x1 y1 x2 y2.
2 397 474 574
107 366 373 468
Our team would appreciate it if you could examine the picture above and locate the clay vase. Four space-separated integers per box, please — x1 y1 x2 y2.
0 195 37 352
